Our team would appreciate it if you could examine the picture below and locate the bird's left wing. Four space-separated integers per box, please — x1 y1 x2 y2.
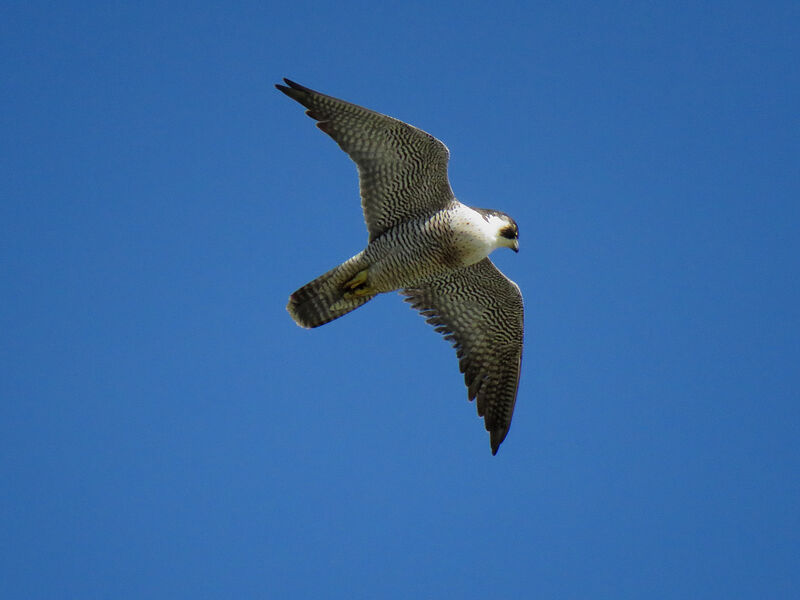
275 79 455 241
401 258 524 455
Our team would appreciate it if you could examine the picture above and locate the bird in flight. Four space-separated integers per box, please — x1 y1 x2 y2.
277 78 524 454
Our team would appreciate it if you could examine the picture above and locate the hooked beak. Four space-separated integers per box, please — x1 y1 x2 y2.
511 239 519 253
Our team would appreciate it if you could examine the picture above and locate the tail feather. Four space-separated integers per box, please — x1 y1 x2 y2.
287 257 376 328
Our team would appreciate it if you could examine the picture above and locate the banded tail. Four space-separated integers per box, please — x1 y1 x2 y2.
287 256 376 328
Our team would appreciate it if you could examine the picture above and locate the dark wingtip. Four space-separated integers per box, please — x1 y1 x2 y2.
275 77 299 94
275 78 315 106
490 427 508 455
278 78 311 92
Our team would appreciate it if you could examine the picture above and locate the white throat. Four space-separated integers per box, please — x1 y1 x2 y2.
451 206 510 266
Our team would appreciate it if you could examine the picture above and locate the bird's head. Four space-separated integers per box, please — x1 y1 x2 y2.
494 214 520 253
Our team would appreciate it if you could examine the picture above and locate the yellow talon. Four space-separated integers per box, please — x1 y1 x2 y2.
343 269 369 291
346 286 373 298
341 268 374 299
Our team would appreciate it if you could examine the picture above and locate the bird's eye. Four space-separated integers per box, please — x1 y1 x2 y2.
500 227 517 240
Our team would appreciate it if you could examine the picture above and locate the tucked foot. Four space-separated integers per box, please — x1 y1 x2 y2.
343 268 369 291
341 269 374 300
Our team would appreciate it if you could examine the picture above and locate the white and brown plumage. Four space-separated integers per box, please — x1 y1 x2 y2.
277 78 523 454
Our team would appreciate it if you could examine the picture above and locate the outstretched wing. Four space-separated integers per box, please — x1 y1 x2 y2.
276 78 455 241
401 258 524 455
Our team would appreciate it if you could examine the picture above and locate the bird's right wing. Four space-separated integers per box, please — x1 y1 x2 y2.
401 258 524 455
276 79 455 241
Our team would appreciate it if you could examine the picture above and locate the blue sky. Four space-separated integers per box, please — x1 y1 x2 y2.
2 1 798 598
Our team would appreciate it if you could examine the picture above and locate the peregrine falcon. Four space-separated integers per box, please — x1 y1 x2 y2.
277 78 524 454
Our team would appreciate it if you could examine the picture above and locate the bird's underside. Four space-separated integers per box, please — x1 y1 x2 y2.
277 78 524 455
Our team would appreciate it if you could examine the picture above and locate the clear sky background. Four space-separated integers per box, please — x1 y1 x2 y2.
2 2 798 598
